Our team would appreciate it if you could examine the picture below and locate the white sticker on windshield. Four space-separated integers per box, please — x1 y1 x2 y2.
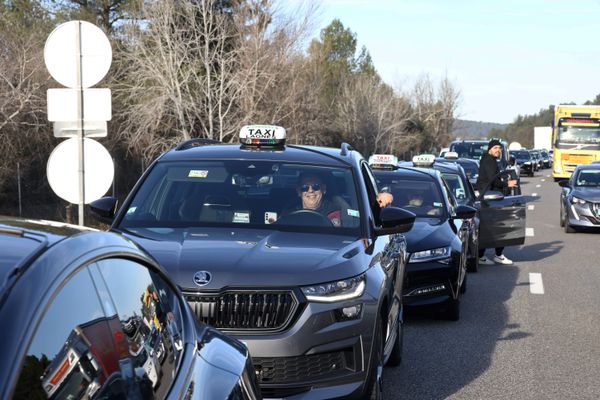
188 170 209 178
264 212 277 224
233 212 250 223
347 209 360 218
126 207 137 214
433 202 443 207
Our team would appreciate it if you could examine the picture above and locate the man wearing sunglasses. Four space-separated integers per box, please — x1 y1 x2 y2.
295 173 344 226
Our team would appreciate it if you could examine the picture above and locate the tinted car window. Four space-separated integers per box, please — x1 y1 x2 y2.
120 160 361 232
512 150 531 160
13 268 110 400
376 177 445 219
575 170 600 186
94 258 185 398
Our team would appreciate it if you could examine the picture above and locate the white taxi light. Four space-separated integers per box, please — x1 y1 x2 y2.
240 124 286 146
369 154 398 168
444 151 459 160
412 154 436 167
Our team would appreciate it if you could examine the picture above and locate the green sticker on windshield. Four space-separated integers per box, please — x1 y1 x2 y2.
188 170 209 178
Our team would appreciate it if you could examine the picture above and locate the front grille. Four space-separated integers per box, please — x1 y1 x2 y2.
253 350 353 384
185 291 298 332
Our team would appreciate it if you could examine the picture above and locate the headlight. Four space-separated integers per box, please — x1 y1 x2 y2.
409 246 451 263
571 196 587 205
301 274 366 302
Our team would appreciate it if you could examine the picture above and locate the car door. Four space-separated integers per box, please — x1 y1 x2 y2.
477 188 526 249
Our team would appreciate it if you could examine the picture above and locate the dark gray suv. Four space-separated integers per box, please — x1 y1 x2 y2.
91 126 415 399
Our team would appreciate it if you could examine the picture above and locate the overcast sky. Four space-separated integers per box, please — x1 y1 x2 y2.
308 0 600 123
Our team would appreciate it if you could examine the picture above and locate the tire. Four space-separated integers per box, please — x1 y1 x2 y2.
386 308 403 367
467 242 479 273
460 271 467 294
443 296 460 321
564 212 575 233
366 317 384 400
559 204 565 227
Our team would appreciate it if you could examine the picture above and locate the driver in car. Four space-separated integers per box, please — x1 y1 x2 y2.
296 173 343 226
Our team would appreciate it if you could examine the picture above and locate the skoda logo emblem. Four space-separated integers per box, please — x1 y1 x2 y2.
193 271 212 287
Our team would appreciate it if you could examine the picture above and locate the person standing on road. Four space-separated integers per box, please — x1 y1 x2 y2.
475 138 518 265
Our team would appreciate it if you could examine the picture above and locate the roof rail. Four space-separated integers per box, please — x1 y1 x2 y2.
176 137 221 151
340 142 353 156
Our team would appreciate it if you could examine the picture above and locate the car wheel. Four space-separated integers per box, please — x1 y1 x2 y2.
467 242 479 273
386 306 403 367
559 204 565 227
366 317 384 400
564 212 575 233
460 271 468 294
443 296 460 321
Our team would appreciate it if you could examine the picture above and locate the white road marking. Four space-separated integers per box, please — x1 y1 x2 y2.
526 227 534 236
529 273 544 294
546 175 551 178
541 179 546 182
536 184 541 188
528 205 535 211
532 192 538 197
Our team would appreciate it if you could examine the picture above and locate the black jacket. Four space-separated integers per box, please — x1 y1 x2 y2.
475 153 506 192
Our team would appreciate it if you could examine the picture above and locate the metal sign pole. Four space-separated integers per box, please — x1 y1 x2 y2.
76 21 85 226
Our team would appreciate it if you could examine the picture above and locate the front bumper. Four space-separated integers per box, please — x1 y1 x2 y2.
565 201 600 227
222 290 380 399
403 259 459 307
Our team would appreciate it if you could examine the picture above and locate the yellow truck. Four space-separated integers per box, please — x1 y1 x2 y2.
552 105 600 181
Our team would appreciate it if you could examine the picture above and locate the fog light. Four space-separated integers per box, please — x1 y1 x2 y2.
334 304 363 321
406 284 446 296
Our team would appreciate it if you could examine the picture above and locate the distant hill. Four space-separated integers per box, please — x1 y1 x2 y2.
451 119 508 140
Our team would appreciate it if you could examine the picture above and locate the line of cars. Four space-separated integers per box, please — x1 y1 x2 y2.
1 128 527 399
369 153 526 322
511 148 552 177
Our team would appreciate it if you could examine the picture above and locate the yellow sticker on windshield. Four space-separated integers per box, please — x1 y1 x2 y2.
188 170 209 178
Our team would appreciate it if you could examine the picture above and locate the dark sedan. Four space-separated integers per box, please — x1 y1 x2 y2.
559 164 600 233
511 150 535 177
0 217 261 400
372 159 476 321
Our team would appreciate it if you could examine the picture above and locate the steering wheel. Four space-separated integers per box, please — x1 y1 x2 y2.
276 209 334 227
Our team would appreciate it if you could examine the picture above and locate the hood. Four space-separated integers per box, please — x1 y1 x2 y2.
404 219 454 253
121 227 365 290
571 187 600 202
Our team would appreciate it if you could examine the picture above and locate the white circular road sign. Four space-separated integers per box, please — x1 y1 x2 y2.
44 20 112 88
47 138 114 204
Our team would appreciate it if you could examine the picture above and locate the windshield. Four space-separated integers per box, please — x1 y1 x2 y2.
575 169 600 186
119 161 362 234
512 150 531 160
456 160 479 179
449 142 487 160
374 176 445 219
557 126 600 150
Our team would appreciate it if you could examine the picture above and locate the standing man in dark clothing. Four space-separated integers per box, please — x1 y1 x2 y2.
475 138 518 265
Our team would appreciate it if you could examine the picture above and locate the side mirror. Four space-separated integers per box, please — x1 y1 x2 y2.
375 207 416 236
482 191 504 201
452 204 477 219
558 180 570 188
89 196 118 224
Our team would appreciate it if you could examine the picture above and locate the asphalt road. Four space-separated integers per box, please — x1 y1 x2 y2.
384 172 600 400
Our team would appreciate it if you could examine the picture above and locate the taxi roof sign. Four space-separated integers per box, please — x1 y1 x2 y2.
444 151 459 160
412 154 436 167
240 125 286 146
369 154 398 168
